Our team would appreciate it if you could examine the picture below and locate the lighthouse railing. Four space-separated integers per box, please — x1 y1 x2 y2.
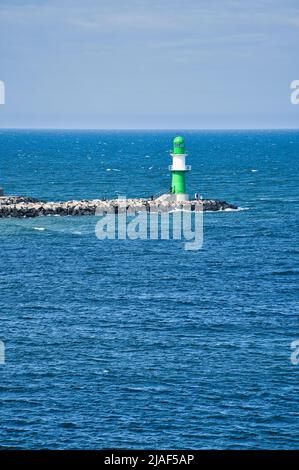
168 165 192 171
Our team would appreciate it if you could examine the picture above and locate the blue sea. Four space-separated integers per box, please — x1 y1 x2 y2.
0 130 298 449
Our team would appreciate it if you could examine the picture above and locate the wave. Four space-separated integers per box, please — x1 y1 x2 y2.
259 197 299 203
205 207 249 212
223 207 249 212
271 270 299 276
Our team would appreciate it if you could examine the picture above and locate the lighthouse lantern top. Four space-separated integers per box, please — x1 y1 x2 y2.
173 136 185 155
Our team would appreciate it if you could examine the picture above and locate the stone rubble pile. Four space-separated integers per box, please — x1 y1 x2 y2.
0 196 238 218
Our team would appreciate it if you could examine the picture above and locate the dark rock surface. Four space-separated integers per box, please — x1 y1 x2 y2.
0 196 238 218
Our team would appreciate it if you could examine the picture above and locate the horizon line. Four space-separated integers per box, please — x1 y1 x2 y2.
0 127 298 131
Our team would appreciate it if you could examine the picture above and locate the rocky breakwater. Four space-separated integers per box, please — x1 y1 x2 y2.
0 196 238 219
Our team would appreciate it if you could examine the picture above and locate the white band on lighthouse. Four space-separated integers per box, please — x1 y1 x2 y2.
171 153 186 171
169 153 191 171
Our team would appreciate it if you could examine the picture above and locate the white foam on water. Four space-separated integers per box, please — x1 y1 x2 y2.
223 207 249 212
205 207 249 213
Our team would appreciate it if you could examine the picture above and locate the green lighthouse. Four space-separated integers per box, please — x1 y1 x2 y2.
169 136 191 201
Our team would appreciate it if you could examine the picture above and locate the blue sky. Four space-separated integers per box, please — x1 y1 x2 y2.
0 0 298 128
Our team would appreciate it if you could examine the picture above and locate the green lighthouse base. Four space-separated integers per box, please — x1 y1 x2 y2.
171 170 189 201
171 170 186 194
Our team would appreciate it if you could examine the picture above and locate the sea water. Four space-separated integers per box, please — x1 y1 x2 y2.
0 130 298 449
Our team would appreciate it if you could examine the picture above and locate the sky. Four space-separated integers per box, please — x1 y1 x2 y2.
0 0 298 129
